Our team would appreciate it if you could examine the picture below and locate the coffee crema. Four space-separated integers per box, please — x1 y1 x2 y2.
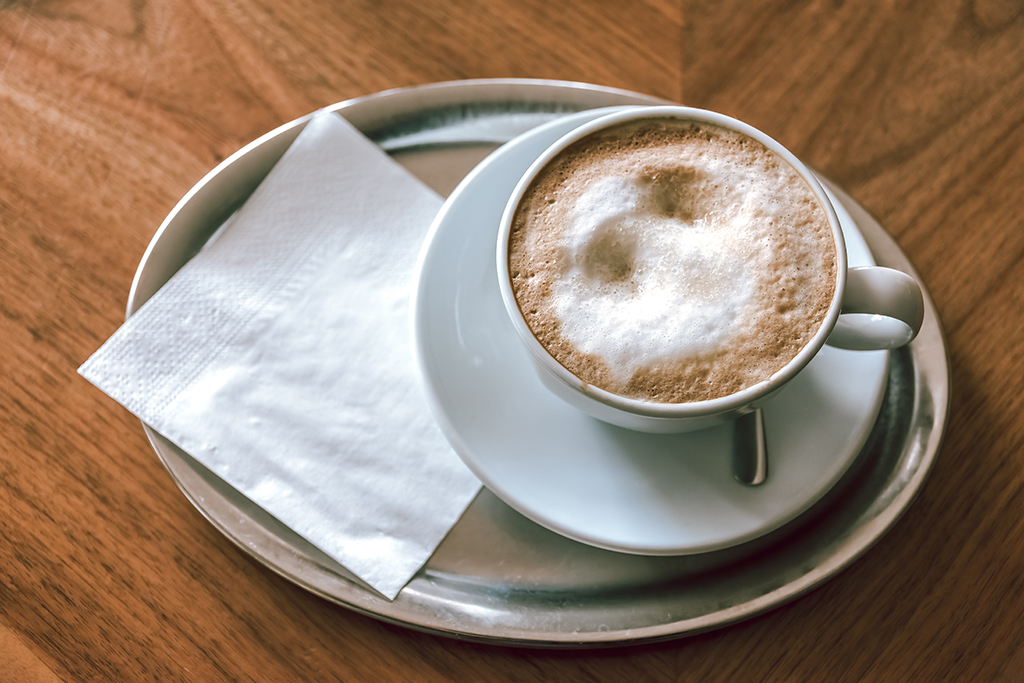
507 118 838 403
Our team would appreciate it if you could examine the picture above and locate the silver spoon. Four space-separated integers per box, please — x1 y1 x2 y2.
733 408 768 486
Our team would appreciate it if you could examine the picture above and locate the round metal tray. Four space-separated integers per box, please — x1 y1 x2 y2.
128 79 949 647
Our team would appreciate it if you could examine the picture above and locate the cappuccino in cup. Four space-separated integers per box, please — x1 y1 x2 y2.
506 117 838 403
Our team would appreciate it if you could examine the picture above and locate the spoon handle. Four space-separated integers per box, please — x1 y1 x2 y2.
733 408 768 486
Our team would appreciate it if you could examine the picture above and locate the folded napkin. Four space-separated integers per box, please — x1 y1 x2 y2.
79 111 482 599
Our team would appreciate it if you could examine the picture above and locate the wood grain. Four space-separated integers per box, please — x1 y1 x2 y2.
2 0 1022 680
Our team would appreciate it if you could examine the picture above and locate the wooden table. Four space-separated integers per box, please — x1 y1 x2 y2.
2 0 1022 680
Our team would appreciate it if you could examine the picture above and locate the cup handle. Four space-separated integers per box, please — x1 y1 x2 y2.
826 266 925 350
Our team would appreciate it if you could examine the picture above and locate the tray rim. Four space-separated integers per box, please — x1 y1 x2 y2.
127 78 949 647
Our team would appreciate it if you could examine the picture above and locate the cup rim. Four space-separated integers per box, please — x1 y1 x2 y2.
496 105 848 419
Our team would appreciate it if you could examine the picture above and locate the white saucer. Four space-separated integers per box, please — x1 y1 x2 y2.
414 108 889 556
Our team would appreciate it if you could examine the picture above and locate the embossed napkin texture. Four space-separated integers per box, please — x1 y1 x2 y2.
79 111 482 600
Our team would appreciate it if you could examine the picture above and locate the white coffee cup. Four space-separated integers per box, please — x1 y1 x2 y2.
496 106 924 433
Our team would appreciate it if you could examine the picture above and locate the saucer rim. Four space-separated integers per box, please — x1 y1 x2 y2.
412 107 889 557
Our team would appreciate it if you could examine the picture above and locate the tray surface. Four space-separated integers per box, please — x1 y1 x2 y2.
129 79 948 646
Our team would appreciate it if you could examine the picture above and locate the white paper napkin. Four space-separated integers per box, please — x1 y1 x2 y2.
79 111 482 600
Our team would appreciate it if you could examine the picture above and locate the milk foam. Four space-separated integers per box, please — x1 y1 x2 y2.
508 119 837 403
